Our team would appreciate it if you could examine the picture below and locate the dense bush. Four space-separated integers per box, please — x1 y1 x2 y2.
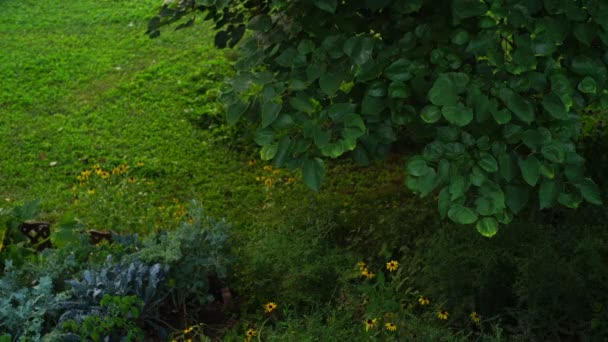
411 218 608 340
149 0 606 237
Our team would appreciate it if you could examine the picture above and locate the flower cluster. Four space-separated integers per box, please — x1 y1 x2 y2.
251 161 296 188
357 261 375 279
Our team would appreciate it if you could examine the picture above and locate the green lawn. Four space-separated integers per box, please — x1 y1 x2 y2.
0 0 260 225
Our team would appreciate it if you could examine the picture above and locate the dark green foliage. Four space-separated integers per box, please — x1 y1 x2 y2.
149 0 606 235
412 218 608 340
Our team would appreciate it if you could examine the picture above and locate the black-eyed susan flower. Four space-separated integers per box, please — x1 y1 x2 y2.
286 177 295 184
470 311 481 324
263 165 273 171
364 318 377 332
272 169 281 175
137 161 144 167
245 328 256 341
183 326 193 334
357 261 366 271
418 296 430 305
264 178 273 187
385 322 397 332
87 188 95 195
264 302 277 313
100 171 110 179
438 310 449 320
386 260 399 272
128 177 137 183
362 269 375 279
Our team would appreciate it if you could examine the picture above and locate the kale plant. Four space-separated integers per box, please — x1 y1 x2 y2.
0 260 61 341
135 200 234 317
55 256 168 336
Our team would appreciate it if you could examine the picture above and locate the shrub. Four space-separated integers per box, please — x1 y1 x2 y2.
149 0 606 237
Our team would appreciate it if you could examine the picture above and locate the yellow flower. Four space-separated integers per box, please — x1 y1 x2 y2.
357 261 366 271
263 165 273 171
470 311 481 324
385 322 397 332
272 169 281 175
185 339 192 342
364 318 377 332
247 159 256 166
87 188 95 195
361 268 375 279
386 260 399 272
286 177 295 184
128 177 137 183
245 328 256 340
264 178 273 187
264 302 277 313
137 161 144 167
100 171 110 179
438 310 449 320
183 326 193 334
418 296 430 305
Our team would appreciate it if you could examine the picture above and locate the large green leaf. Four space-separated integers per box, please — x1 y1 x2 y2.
442 103 474 127
498 87 535 124
319 72 342 95
260 144 278 160
420 105 442 123
226 99 248 125
449 175 468 200
384 59 412 82
247 14 272 32
542 93 568 120
498 152 517 181
539 179 559 209
478 152 498 172
313 0 337 13
476 217 499 237
261 100 282 128
518 155 541 186
388 81 410 99
505 185 529 214
343 36 375 65
452 0 488 19
274 136 292 167
576 178 603 205
447 204 478 224
578 76 597 94
407 156 430 176
418 168 437 197
302 158 325 191
289 94 314 113
428 73 469 106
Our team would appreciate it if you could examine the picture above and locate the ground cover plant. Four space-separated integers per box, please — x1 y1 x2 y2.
1 0 607 340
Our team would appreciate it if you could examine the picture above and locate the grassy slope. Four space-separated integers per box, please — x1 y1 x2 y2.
0 0 413 231
0 0 258 224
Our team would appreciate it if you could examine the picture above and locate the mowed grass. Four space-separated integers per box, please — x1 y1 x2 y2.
0 0 412 235
0 0 265 226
